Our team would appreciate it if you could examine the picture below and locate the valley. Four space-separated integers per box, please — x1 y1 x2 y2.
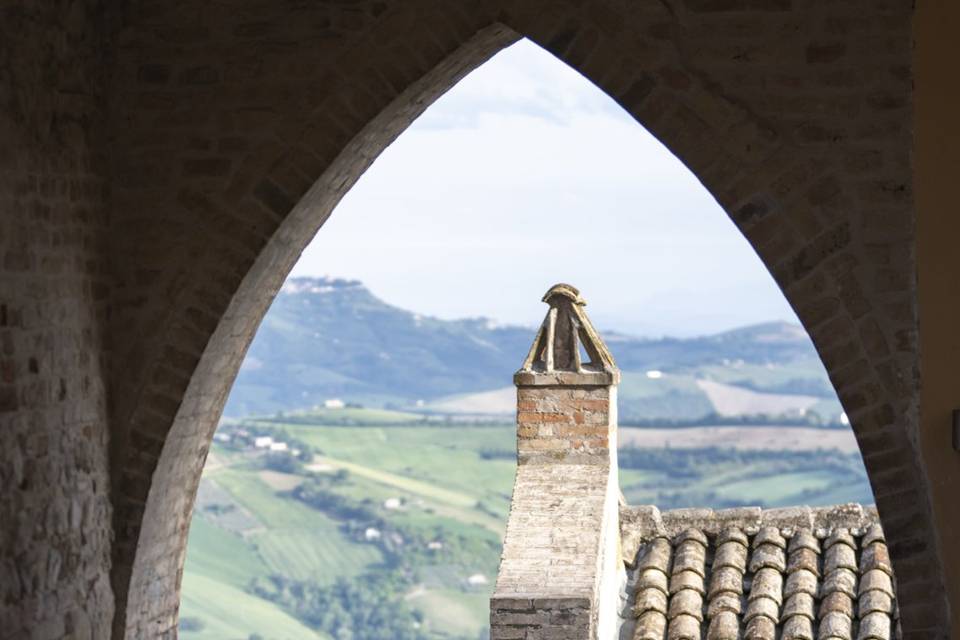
180 410 870 639
227 277 843 426
181 277 868 639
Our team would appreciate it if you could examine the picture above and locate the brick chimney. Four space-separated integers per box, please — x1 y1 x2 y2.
490 284 623 640
514 283 620 465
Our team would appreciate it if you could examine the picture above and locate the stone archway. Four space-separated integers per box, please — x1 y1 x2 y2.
103 1 944 637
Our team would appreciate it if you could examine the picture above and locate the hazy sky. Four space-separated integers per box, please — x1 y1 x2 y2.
290 39 798 337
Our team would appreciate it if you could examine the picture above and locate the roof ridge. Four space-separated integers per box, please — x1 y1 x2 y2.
621 503 880 561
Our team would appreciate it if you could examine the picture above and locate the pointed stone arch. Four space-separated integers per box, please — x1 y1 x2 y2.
103 2 946 638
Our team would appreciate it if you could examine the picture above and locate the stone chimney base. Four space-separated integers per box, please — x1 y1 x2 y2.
490 463 622 640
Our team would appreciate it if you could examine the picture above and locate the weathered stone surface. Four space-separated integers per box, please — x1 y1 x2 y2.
492 286 623 640
0 0 953 638
0 2 115 637
516 385 616 464
517 284 618 382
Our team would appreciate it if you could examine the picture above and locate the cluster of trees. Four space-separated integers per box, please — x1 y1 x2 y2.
621 410 845 429
262 450 310 474
643 489 750 510
178 617 204 632
618 445 871 509
250 574 428 640
477 447 515 460
292 479 380 522
619 445 866 478
202 503 236 516
288 475 501 594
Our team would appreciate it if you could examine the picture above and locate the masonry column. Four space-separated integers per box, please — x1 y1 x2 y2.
490 284 623 640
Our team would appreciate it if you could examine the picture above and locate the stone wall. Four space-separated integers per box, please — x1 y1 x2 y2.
490 597 592 640
96 11 949 636
913 4 960 637
0 1 115 637
106 16 518 636
0 1 956 638
492 381 622 640
100 0 952 634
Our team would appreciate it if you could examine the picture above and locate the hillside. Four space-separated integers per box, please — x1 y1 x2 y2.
186 278 862 638
226 277 842 424
180 412 871 639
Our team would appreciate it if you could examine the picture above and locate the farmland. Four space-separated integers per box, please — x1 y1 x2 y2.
180 410 871 639
178 278 868 638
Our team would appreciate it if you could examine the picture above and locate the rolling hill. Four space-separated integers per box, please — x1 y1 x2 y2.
185 278 862 638
226 276 843 424
181 413 871 639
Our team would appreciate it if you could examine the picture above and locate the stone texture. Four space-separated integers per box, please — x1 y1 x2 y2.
490 285 623 638
492 286 623 640
516 283 619 386
516 385 617 465
0 1 116 638
0 0 954 638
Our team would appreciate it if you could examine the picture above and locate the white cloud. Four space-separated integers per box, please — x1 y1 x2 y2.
290 39 797 337
413 40 619 128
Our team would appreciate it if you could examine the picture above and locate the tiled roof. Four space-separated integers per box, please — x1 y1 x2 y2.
619 504 897 640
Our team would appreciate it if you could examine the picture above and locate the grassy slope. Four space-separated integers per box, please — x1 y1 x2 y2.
287 424 516 522
619 457 873 508
287 423 512 630
408 589 490 637
183 516 267 585
180 462 386 638
180 518 328 640
183 419 872 638
693 357 828 388
182 425 512 638
617 371 715 422
214 466 384 583
180 572 328 640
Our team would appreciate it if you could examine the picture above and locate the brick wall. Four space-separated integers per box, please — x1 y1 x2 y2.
0 1 954 638
107 17 517 636
492 381 622 640
101 1 946 634
517 386 616 464
0 1 115 637
490 597 592 640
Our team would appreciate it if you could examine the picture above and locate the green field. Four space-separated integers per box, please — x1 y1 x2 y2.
182 411 872 638
180 572 327 640
617 445 872 508
254 406 429 426
182 419 513 639
691 356 831 392
408 589 490 636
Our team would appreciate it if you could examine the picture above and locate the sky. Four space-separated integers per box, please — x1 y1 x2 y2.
289 39 799 337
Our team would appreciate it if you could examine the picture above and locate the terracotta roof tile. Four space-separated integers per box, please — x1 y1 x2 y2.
620 504 898 640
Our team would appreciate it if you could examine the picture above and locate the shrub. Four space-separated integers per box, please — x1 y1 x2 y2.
179 617 204 632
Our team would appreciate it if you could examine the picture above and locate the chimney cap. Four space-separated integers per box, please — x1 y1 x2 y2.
541 283 585 306
516 284 619 386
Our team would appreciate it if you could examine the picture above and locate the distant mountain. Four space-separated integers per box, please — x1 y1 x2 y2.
226 277 533 416
224 277 841 424
608 322 818 370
